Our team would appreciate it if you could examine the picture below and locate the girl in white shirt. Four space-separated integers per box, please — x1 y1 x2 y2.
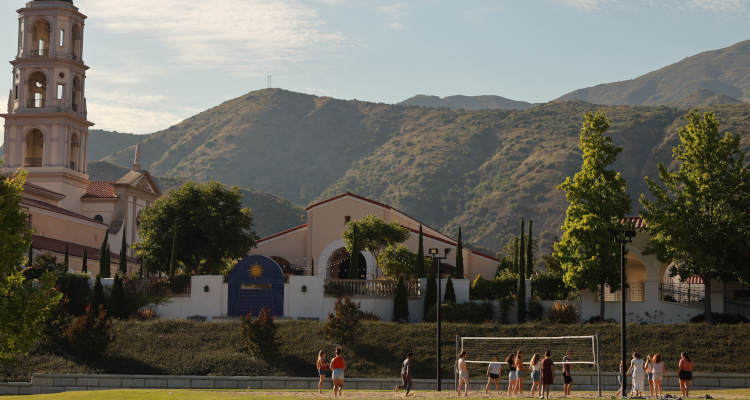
486 356 502 394
530 353 542 398
651 353 667 397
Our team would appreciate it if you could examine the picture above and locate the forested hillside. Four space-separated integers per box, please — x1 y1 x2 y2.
98 88 750 254
87 130 151 161
398 94 537 110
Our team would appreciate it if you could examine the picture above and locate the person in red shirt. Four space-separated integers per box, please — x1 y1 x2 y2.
678 352 694 398
330 347 346 398
540 349 555 400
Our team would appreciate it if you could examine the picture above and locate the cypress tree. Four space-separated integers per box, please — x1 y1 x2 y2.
416 225 425 279
513 237 519 274
64 245 69 267
392 275 410 322
526 220 533 279
119 229 128 274
99 231 110 278
27 243 33 268
455 227 464 279
348 225 359 279
92 274 105 316
110 274 127 319
444 276 456 302
81 248 88 274
424 270 437 320
169 227 178 276
66 274 80 316
517 221 527 323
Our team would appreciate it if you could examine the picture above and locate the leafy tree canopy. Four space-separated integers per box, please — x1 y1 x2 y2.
135 180 259 275
377 244 431 279
342 214 410 276
0 164 61 364
640 110 750 323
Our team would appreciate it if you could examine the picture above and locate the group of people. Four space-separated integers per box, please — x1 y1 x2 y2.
316 349 418 397
615 352 694 398
458 349 574 398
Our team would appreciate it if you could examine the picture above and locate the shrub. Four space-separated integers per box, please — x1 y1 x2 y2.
63 303 114 358
92 275 105 316
423 272 437 320
358 310 381 321
426 301 493 324
499 297 514 324
690 312 748 325
471 274 490 300
586 315 616 324
531 271 570 300
130 309 157 321
392 276 409 322
547 300 580 324
444 276 456 302
527 299 545 321
166 274 192 294
324 296 361 344
109 275 127 319
240 307 279 360
470 271 518 300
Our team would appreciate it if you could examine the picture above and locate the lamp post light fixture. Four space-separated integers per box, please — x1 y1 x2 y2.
204 285 209 293
608 228 636 399
301 285 307 293
428 247 451 391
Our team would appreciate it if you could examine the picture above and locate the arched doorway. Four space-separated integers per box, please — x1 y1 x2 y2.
328 249 367 279
318 238 373 279
26 129 43 167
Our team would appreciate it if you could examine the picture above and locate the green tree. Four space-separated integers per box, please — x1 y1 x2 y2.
378 244 430 278
240 307 279 359
348 224 360 279
513 237 519 274
497 257 513 276
341 214 409 277
135 181 259 275
119 229 128 274
92 274 105 317
169 227 178 276
392 275 410 322
66 275 79 316
640 110 750 324
526 220 533 278
444 276 456 302
416 225 425 278
22 252 66 281
0 164 61 364
99 232 110 278
554 111 632 323
81 248 88 274
27 244 33 268
109 274 127 319
455 227 464 279
138 257 143 278
324 296 361 344
64 245 69 267
423 271 437 320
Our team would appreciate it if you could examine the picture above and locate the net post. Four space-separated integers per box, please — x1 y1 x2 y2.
596 334 601 397
455 335 460 392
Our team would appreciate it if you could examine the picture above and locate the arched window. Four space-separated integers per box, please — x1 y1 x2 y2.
59 29 65 47
26 129 44 167
71 24 81 60
27 71 46 108
72 76 82 113
69 132 80 171
93 215 104 223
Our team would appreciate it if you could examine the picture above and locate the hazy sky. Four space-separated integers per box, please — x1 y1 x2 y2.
1 0 748 143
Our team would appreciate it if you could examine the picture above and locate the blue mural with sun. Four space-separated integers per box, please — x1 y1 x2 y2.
227 255 285 317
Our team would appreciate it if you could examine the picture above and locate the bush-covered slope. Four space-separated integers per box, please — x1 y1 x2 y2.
87 130 151 162
2 320 749 382
398 94 538 110
555 39 750 106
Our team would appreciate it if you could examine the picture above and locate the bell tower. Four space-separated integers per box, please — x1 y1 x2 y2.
1 0 94 213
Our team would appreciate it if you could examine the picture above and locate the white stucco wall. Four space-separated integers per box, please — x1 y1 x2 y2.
285 276 326 319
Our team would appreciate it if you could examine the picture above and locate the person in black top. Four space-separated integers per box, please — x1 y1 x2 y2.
562 350 573 396
395 352 415 397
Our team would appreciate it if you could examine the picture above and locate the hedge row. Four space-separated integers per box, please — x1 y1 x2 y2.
2 320 749 382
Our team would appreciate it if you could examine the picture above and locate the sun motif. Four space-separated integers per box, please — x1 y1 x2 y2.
248 262 264 279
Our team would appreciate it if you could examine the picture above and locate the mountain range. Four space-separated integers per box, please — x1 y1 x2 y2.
397 95 538 110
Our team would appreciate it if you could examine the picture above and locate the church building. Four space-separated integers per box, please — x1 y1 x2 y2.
1 0 161 276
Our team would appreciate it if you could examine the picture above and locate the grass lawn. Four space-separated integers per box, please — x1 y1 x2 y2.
9 389 750 400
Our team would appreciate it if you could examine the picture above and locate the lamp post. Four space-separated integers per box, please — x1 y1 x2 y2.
429 247 451 391
608 229 635 399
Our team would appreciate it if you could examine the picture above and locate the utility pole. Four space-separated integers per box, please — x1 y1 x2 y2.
268 75 272 88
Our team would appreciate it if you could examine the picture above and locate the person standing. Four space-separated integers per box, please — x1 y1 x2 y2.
677 352 693 398
540 350 555 400
645 354 655 397
562 350 573 397
613 360 625 398
331 347 346 398
530 353 542 398
516 351 527 395
486 355 502 394
317 350 329 394
506 353 517 396
626 352 645 397
395 352 415 397
457 351 470 397
651 353 667 397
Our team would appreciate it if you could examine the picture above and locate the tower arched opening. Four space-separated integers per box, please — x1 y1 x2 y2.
69 132 80 170
72 76 82 112
27 71 46 108
26 129 44 167
30 19 51 58
71 23 81 60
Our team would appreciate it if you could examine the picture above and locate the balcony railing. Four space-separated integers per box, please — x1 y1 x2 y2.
69 161 76 170
29 49 50 58
596 283 645 302
324 278 421 298
71 54 77 60
659 283 705 308
25 158 42 167
27 99 46 108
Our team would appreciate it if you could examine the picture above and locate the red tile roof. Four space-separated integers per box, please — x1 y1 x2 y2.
82 181 117 199
22 197 107 225
618 216 647 229
31 234 137 263
256 224 307 243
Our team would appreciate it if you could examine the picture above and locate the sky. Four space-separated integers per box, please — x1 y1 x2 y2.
1 0 749 144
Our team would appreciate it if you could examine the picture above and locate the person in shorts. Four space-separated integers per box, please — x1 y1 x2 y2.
646 354 655 397
316 350 329 394
330 347 345 398
540 350 555 400
651 353 667 397
678 352 693 398
530 353 542 398
457 351 469 397
486 355 502 394
516 351 526 395
562 350 573 397
506 353 517 396
395 352 415 397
